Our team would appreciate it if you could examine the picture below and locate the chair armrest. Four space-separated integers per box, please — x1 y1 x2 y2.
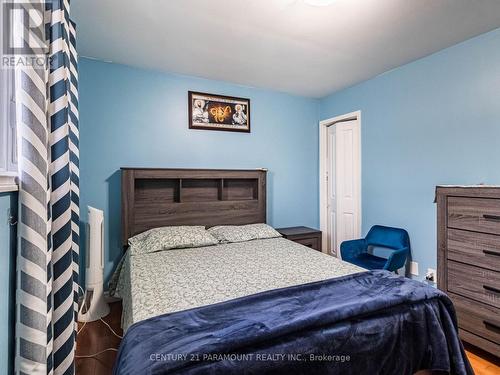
340 239 367 260
384 247 409 272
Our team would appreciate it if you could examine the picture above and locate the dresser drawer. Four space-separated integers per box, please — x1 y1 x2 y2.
448 196 500 235
448 229 500 272
448 261 500 309
294 237 320 251
450 292 500 346
277 227 322 252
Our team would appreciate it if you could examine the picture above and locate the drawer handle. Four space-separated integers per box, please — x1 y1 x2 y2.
483 320 500 333
483 214 500 222
483 285 500 294
483 249 500 257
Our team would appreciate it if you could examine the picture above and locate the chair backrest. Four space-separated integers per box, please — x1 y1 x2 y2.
365 225 410 250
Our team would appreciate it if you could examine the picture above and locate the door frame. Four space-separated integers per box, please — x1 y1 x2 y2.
319 110 362 255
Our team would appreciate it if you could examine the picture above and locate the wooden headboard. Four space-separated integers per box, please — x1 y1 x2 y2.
121 168 267 246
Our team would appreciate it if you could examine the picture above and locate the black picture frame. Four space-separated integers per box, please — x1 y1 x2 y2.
188 91 251 133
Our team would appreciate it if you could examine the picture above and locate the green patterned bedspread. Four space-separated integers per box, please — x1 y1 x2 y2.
110 237 365 332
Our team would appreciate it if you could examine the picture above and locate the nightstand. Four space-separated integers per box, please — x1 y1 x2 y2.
276 226 322 251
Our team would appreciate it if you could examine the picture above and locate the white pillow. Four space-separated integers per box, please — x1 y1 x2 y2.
128 226 219 255
208 223 281 243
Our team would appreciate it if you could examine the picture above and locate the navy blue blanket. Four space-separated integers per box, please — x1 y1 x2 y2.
114 270 472 375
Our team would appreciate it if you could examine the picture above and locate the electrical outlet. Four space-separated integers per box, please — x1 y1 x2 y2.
410 261 419 276
426 268 436 282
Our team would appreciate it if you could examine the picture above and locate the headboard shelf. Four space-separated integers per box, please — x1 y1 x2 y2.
122 168 267 246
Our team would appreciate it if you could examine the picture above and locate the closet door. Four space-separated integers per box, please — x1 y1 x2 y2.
327 120 361 256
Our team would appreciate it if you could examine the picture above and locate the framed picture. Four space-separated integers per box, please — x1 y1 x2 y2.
189 91 251 133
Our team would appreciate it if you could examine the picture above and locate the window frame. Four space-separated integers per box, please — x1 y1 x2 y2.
0 2 18 192
0 68 18 192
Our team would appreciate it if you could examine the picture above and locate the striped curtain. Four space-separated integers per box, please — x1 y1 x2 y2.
14 1 79 374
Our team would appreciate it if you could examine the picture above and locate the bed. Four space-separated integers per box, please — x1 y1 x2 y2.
112 168 472 375
110 236 364 332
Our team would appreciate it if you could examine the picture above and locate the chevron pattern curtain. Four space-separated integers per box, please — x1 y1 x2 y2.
14 1 79 374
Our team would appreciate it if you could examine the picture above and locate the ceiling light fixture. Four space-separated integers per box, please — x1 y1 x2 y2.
303 0 337 6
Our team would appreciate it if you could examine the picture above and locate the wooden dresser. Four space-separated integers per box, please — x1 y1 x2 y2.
276 226 322 252
436 186 500 357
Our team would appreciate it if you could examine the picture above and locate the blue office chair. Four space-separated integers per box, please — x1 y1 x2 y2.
340 225 410 271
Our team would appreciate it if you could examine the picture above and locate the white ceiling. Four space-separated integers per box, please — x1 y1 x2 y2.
72 0 500 98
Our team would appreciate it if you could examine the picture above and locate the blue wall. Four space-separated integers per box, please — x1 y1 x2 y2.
79 28 500 283
0 192 17 375
78 58 320 282
320 28 500 277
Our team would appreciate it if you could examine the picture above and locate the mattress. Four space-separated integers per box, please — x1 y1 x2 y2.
109 237 365 332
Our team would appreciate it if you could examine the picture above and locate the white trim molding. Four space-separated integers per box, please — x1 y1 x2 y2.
0 174 18 193
1 61 17 188
319 110 362 255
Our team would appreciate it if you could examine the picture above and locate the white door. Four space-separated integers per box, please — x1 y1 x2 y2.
326 119 361 256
